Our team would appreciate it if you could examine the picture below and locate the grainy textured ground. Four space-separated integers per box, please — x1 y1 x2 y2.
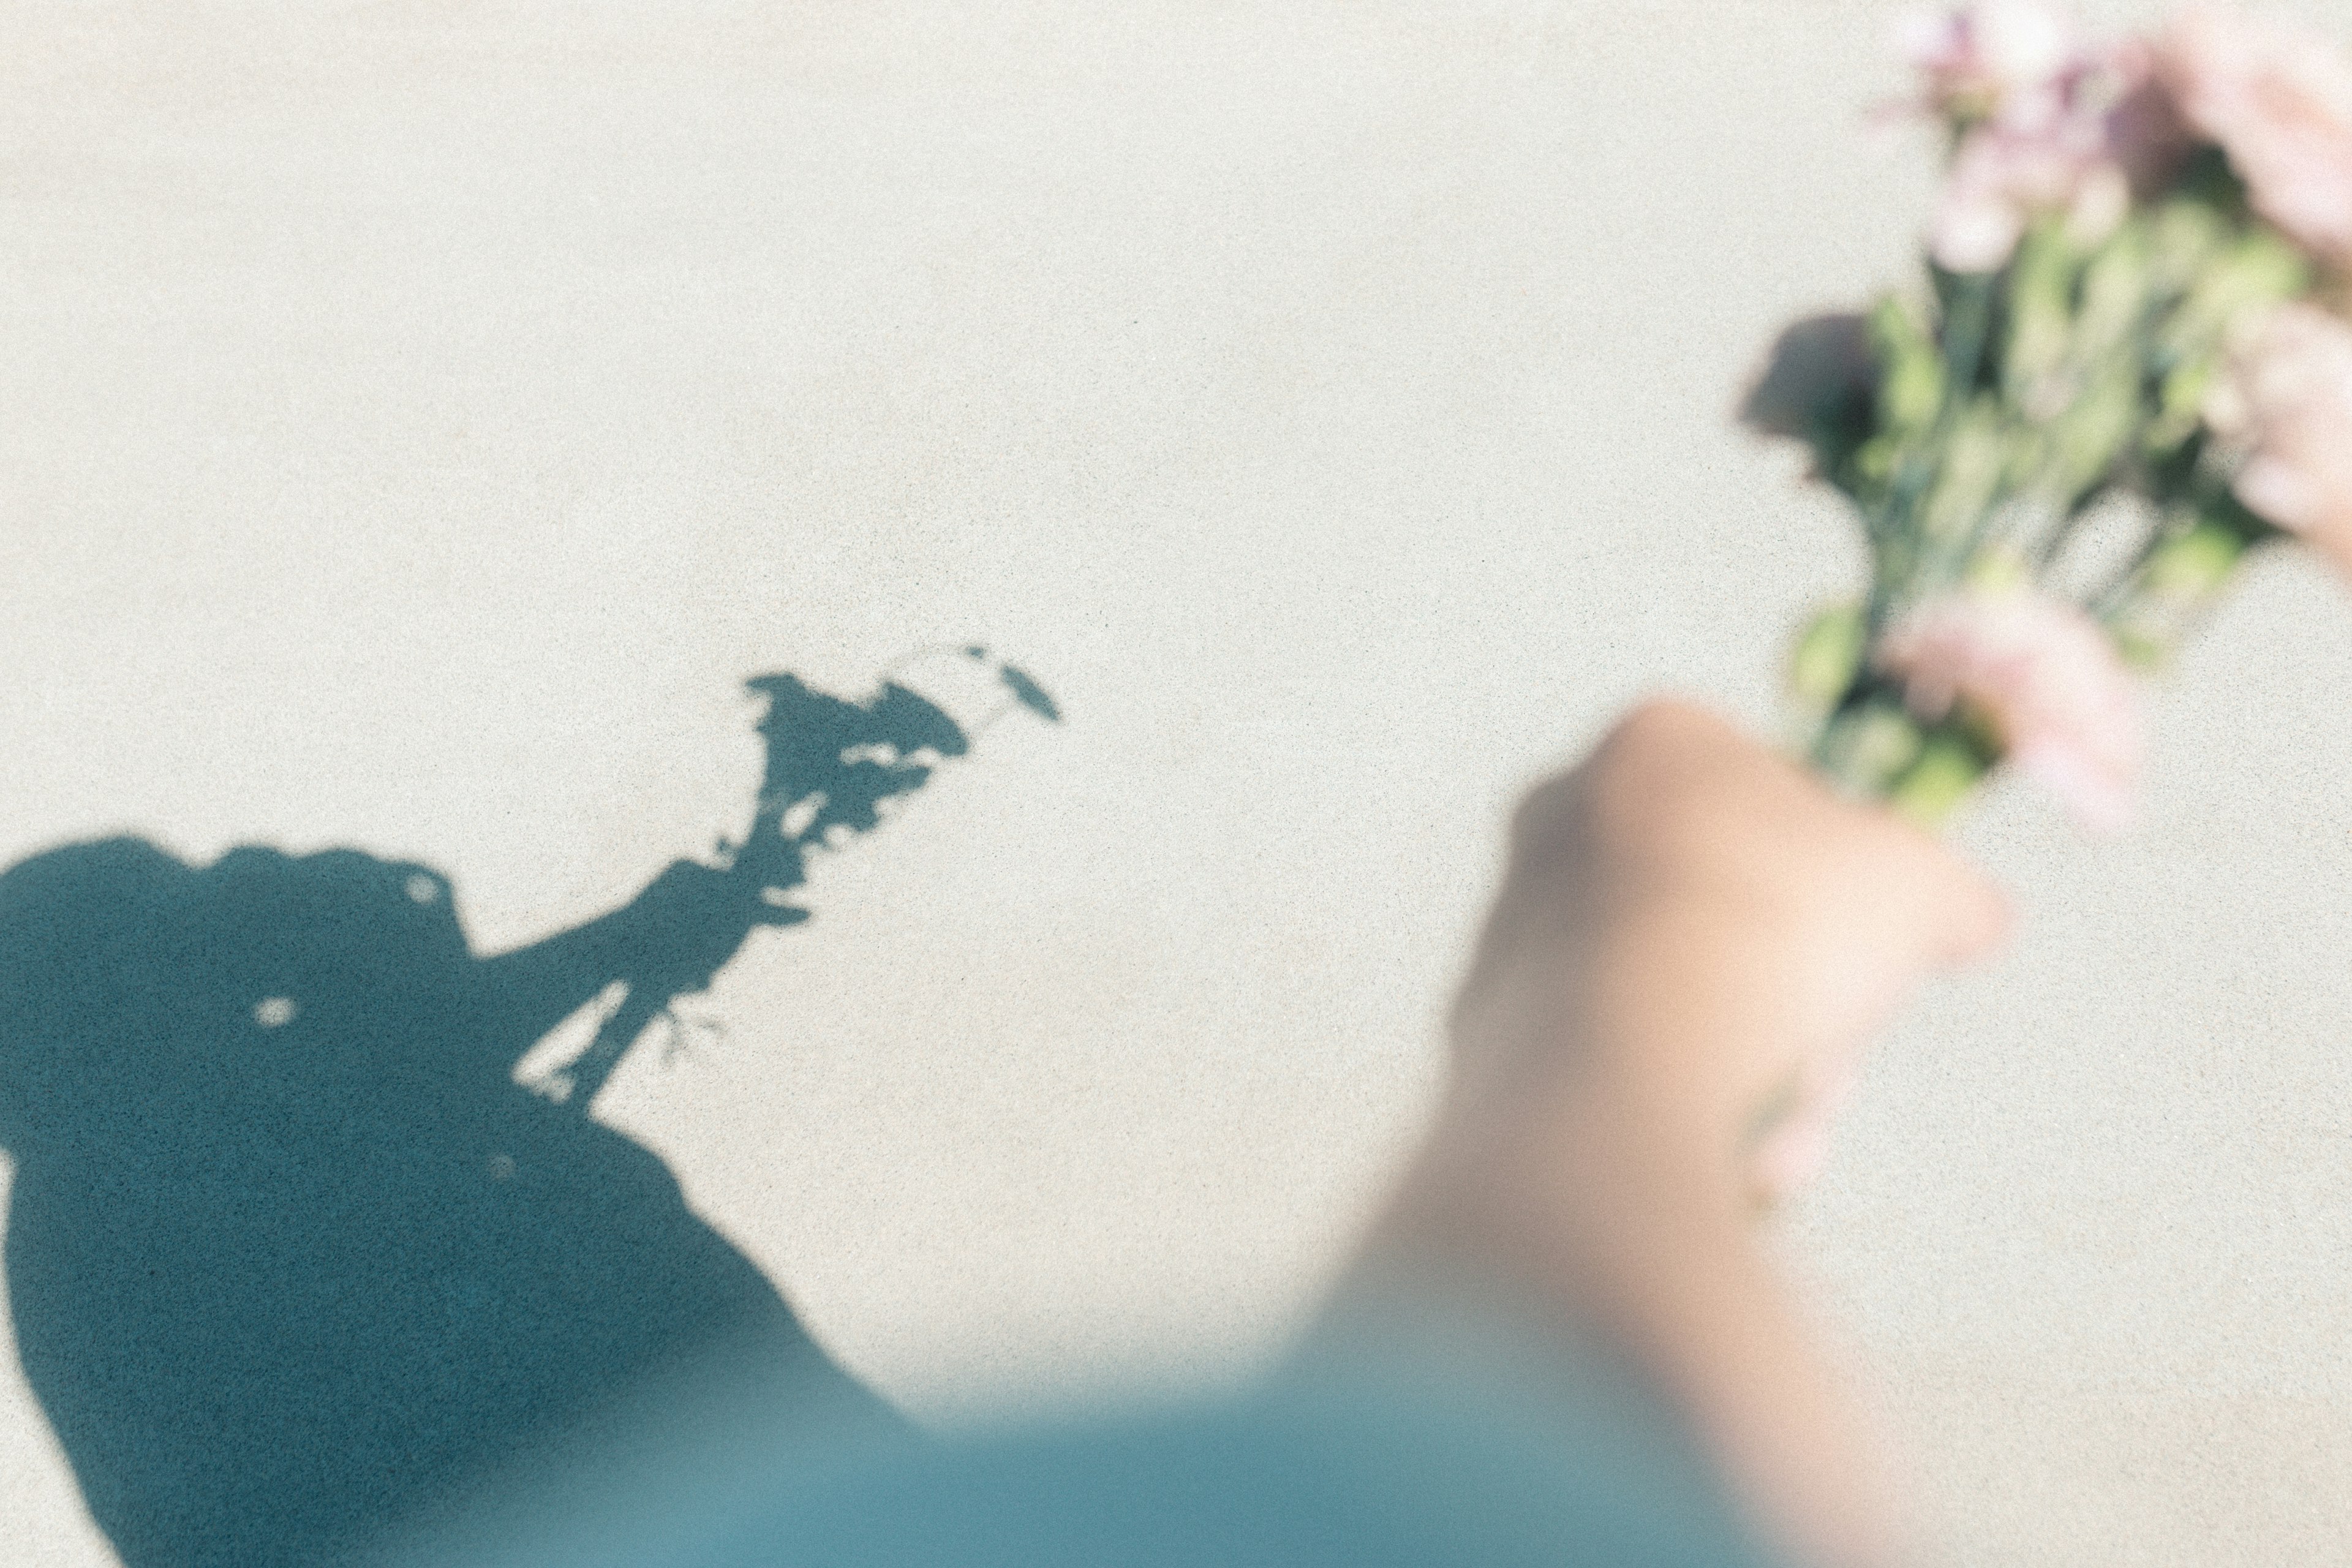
4 3 2349 1563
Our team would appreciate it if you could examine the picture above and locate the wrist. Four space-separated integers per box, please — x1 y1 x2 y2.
1370 1069 1757 1335
1349 1078 1899 1568
1444 955 1767 1233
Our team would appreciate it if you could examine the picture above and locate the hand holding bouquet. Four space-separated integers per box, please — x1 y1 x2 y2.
1748 2 2352 831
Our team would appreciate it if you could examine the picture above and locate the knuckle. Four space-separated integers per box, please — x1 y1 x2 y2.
1602 699 1713 772
1502 702 1760 887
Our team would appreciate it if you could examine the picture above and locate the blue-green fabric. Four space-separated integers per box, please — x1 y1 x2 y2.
407 1306 1779 1568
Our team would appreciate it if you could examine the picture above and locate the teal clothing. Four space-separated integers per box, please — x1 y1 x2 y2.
404 1303 1779 1568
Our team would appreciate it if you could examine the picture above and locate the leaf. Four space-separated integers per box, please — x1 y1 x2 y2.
998 664 1062 724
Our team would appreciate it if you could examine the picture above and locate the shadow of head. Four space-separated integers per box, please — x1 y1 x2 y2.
0 834 892 1567
0 839 481 1157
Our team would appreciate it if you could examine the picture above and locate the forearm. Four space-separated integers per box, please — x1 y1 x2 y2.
477 902 655 1040
477 859 761 1054
1339 1083 1901 1568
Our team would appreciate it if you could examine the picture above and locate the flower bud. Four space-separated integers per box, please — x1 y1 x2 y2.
1888 733 1995 828
1789 603 1868 709
2144 518 2246 596
2002 219 2081 399
1872 295 1948 433
2166 227 2309 358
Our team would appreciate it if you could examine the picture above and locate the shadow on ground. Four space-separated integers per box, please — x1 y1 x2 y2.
0 656 1055 1566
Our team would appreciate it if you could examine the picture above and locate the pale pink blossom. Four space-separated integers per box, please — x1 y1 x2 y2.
2206 301 2352 564
1875 590 2144 832
1899 1 2081 129
1931 116 2129 270
1899 4 2140 270
2157 6 2352 263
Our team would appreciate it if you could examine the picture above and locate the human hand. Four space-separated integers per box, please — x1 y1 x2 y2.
631 859 807 982
1341 700 2007 1568
1441 698 2009 1213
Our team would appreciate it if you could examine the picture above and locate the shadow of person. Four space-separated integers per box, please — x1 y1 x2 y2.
0 660 1054 1567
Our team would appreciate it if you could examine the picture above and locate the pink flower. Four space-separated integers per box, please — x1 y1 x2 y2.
2157 6 2352 263
2206 300 2352 563
1899 1 2081 129
1899 4 2139 270
1875 590 2144 832
1931 115 2129 270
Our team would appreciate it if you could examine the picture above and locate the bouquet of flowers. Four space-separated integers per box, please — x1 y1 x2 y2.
1747 1 2352 831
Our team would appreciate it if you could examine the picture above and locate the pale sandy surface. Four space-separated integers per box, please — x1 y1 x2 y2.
5 2 2351 1564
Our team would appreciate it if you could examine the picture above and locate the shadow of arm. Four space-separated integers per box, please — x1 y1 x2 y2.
477 860 805 1070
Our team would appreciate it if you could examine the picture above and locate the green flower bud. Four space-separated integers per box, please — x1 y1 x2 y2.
1888 733 1991 829
2166 228 2310 357
1963 548 2030 592
2104 518 2252 668
2076 220 2152 359
2161 357 2213 420
2145 518 2246 597
1852 434 1901 489
2048 363 2141 502
1871 295 1945 434
1921 400 2012 540
1789 603 1866 709
2003 220 2080 399
1816 699 1926 797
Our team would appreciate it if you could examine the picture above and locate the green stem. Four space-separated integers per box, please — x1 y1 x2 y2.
1806 680 1999 832
2098 511 2259 666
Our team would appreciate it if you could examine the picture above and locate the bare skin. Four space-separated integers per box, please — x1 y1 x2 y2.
1331 699 2010 1568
